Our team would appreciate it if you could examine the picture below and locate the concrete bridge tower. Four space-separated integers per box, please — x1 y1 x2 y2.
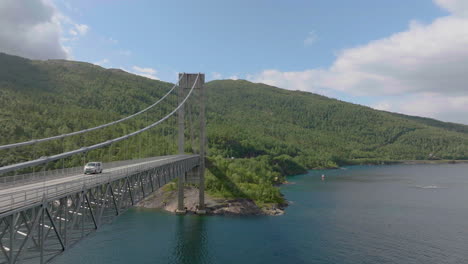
177 73 206 214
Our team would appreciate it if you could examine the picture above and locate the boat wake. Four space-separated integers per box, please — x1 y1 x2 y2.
414 185 444 189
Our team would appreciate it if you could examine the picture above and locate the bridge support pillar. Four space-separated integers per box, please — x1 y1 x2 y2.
197 74 206 214
178 73 185 155
176 171 186 214
179 73 206 215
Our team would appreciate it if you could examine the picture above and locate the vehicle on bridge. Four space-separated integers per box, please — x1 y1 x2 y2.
84 162 103 174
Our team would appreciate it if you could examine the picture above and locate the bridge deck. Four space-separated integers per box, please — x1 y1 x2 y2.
0 155 196 215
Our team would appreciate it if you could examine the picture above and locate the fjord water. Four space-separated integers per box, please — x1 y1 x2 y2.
54 164 468 264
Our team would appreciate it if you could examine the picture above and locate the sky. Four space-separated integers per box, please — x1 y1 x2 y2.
0 0 467 124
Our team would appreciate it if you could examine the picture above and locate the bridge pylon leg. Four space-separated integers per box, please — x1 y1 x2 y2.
178 73 185 155
176 171 186 215
197 74 206 215
178 73 206 215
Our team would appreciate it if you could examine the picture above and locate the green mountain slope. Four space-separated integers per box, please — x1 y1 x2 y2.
206 80 468 163
1 53 467 204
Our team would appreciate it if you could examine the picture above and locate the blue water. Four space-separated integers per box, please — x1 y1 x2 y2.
54 164 468 264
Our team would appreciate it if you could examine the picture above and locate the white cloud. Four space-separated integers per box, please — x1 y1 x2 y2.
208 72 239 80
247 69 327 93
0 0 89 60
132 66 156 74
373 94 468 124
373 101 392 112
248 0 468 124
435 0 468 17
74 24 88 36
128 66 159 80
0 0 68 59
319 16 468 96
211 72 222 80
94 58 109 67
304 31 318 46
401 95 468 118
61 0 81 15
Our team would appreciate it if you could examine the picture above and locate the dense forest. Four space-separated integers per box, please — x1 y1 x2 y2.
1 53 467 205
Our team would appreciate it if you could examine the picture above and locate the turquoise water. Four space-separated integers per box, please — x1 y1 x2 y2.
54 164 468 264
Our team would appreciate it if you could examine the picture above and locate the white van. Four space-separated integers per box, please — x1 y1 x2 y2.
83 162 103 174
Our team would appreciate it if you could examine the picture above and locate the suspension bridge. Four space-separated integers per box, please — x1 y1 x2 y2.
0 73 206 264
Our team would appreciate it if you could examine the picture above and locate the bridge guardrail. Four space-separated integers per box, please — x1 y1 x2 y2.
0 155 199 215
0 156 178 189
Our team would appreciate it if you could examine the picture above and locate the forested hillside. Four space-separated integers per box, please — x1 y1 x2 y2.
1 53 467 204
206 80 468 165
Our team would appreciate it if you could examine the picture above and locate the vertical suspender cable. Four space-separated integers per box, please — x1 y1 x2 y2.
0 74 184 151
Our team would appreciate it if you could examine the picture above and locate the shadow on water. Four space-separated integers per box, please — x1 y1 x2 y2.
171 215 212 264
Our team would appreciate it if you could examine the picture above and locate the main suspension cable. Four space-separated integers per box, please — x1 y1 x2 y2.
0 74 185 151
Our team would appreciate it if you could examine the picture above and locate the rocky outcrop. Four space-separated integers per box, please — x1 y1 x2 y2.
136 185 286 216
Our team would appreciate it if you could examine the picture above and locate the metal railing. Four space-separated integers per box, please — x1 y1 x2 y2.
0 155 199 214
0 156 178 189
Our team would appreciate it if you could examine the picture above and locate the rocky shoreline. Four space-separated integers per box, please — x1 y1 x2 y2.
136 185 286 216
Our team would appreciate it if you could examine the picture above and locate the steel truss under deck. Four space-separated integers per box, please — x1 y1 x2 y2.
0 157 199 264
